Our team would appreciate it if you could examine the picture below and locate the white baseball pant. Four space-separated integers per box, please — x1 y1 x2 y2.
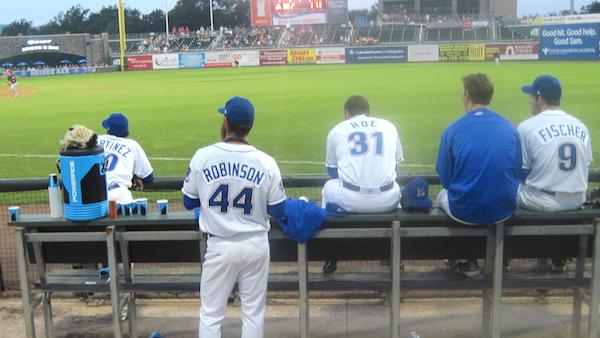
199 232 270 338
107 186 133 205
517 184 586 212
321 178 401 213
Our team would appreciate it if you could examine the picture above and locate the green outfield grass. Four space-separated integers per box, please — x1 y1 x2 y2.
1 61 599 179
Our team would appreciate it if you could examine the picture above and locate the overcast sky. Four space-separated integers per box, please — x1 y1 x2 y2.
0 0 596 25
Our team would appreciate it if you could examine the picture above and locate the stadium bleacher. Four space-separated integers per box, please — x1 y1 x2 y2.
106 14 540 56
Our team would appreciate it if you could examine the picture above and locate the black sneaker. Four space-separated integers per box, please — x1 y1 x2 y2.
323 260 338 274
450 259 481 278
551 258 568 273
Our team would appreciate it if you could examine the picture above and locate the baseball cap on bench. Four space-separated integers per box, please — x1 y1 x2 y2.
218 96 254 127
521 75 562 102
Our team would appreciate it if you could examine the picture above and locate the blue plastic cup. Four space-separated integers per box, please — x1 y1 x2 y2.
157 199 168 215
137 198 148 216
8 206 20 222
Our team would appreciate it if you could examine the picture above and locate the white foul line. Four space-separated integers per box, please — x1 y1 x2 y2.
0 153 435 168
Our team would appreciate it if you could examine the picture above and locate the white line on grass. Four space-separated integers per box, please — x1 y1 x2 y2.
0 153 435 168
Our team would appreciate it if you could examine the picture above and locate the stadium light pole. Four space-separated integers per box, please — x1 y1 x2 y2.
570 0 575 14
165 0 170 40
210 0 215 32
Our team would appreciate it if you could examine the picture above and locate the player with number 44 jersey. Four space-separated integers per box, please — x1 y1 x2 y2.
322 95 403 213
517 75 593 211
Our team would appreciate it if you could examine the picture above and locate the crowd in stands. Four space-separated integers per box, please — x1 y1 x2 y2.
109 12 540 55
378 12 490 29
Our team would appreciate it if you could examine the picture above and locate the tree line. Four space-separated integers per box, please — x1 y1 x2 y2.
1 0 250 36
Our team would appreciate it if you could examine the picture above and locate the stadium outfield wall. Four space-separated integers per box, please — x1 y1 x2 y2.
126 41 568 71
126 23 599 71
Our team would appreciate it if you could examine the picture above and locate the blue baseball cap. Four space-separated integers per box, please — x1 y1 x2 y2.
521 75 562 102
102 113 129 137
218 97 255 126
401 178 433 209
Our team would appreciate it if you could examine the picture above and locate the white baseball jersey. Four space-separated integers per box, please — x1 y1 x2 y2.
326 114 403 188
518 109 592 193
97 134 154 189
182 142 286 238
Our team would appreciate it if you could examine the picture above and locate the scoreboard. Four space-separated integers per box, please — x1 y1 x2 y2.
251 0 346 27
273 0 327 13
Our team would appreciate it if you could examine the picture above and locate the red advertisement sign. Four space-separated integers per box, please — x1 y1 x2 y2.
251 0 273 27
259 50 288 65
127 55 153 71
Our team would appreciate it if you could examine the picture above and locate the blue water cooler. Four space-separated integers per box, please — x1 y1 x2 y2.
59 146 108 221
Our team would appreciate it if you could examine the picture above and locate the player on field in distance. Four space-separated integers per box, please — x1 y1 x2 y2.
97 113 154 204
436 73 521 277
181 96 287 338
6 69 19 97
517 75 593 272
321 95 403 273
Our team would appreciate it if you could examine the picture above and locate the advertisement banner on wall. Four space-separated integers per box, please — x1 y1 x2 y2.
205 51 233 68
179 52 205 68
229 50 260 66
484 43 539 60
316 47 345 64
288 49 317 64
273 12 327 26
408 45 439 62
468 44 485 61
539 23 600 60
439 45 469 61
345 46 408 63
152 53 179 69
205 51 260 67
127 55 153 71
250 0 273 27
259 50 288 65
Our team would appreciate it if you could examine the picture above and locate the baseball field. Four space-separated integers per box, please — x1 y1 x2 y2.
0 61 599 179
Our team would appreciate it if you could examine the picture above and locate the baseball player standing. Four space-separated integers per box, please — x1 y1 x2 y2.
181 96 287 338
517 75 592 272
436 73 521 277
97 113 154 204
322 95 403 213
6 69 18 97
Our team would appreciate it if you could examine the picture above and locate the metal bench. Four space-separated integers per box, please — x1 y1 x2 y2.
10 207 600 338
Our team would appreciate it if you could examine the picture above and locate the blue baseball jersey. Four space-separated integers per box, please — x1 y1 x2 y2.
436 108 521 224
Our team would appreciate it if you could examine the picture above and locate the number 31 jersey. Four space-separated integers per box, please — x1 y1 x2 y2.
518 109 592 193
326 115 403 188
182 142 286 238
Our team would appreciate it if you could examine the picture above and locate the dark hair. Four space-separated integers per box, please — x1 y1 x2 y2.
462 73 494 105
226 118 252 137
538 95 560 106
344 96 370 116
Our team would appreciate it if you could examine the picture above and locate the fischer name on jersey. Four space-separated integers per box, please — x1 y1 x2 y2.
182 142 286 238
97 134 154 189
326 114 403 188
518 109 592 193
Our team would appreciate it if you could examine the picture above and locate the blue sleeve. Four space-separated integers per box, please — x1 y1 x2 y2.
142 172 154 183
436 130 453 189
514 135 525 181
183 195 200 210
268 201 286 221
327 167 339 179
